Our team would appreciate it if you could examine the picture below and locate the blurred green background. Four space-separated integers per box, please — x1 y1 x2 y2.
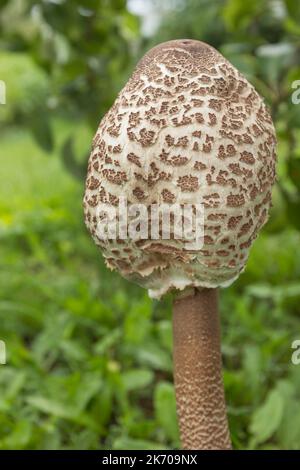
1 0 300 450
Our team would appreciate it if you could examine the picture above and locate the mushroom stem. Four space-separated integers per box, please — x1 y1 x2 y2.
172 287 231 450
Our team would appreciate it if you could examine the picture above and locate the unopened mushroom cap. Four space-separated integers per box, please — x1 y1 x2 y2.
83 40 277 299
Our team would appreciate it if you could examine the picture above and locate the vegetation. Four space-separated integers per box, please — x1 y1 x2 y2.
0 0 300 449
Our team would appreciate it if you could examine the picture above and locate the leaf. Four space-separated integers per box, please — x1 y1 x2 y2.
124 298 151 345
277 401 300 449
26 396 75 420
94 328 122 355
250 389 284 444
120 11 140 39
122 369 154 391
256 43 295 84
247 283 300 300
154 382 180 444
26 396 100 431
157 320 172 352
222 0 261 30
97 386 113 427
0 421 32 450
271 381 300 449
242 345 262 397
74 374 102 411
136 343 172 372
247 284 274 299
6 370 26 400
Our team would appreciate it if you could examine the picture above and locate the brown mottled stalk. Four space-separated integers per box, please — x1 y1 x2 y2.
173 288 231 450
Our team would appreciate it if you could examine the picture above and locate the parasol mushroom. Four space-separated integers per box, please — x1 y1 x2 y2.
83 39 277 450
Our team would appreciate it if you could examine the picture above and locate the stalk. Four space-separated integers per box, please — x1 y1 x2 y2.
172 288 231 450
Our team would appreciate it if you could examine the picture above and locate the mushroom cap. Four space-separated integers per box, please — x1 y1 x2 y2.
83 40 277 299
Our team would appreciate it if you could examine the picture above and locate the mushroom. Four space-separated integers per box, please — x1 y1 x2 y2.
83 40 277 449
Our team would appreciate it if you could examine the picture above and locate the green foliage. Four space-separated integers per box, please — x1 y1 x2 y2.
154 382 180 445
1 0 300 451
250 388 284 445
0 0 140 173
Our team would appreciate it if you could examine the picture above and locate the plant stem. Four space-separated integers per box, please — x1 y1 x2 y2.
172 287 231 450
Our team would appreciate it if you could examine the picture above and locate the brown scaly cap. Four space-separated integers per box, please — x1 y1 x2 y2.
83 39 277 298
